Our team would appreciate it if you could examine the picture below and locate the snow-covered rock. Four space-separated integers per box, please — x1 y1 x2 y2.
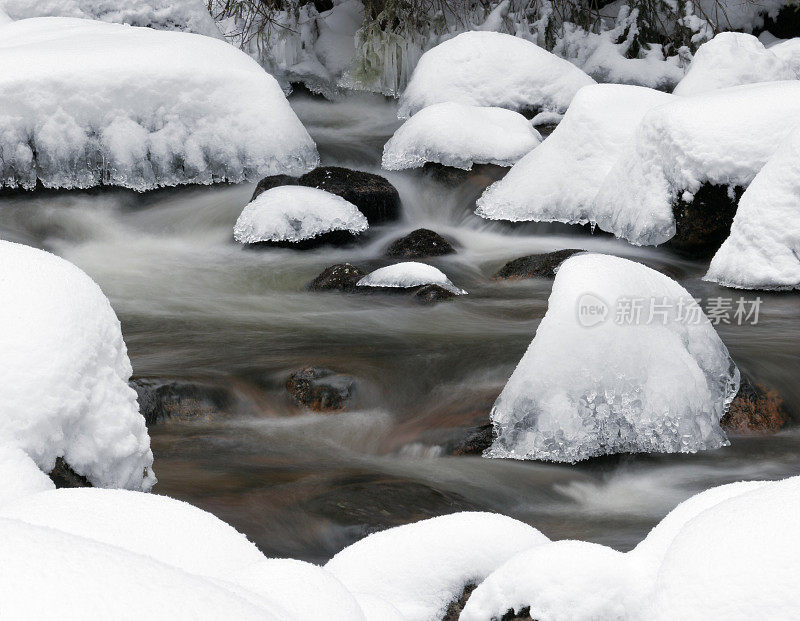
593 81 800 246
0 6 11 24
476 84 674 223
233 186 368 245
357 262 467 294
673 32 796 96
325 512 549 621
397 31 596 119
705 125 800 290
0 17 318 191
0 447 55 507
487 253 739 463
770 37 800 76
0 241 155 490
382 102 541 171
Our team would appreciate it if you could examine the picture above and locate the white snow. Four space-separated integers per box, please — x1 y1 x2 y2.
382 102 541 171
0 17 318 191
0 241 155 490
487 253 739 463
233 186 368 245
0 447 55 507
326 512 549 621
356 262 467 294
593 81 800 246
476 84 674 223
673 32 796 96
705 125 800 290
0 6 11 24
397 31 596 119
770 38 800 76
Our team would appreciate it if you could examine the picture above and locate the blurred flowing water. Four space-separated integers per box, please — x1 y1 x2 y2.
1 91 798 562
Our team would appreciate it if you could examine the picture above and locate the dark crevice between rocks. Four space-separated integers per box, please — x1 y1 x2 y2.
667 183 744 258
49 458 92 488
240 229 365 251
442 583 477 621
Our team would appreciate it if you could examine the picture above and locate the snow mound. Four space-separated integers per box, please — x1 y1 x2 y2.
233 186 368 244
0 447 55 507
461 540 643 621
382 102 541 171
397 31 596 119
705 122 800 290
325 512 549 621
476 84 674 223
771 38 800 76
0 17 318 192
673 32 796 96
487 254 739 463
357 262 467 294
0 0 221 37
593 81 800 246
0 241 155 490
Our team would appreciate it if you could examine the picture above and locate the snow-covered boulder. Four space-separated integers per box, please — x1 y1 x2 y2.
476 84 674 224
382 102 541 171
770 38 800 76
0 447 55 507
0 6 11 24
397 31 596 119
593 81 800 246
325 512 549 621
705 125 800 290
0 241 155 490
486 253 739 463
0 17 318 191
357 262 467 294
673 32 796 96
233 186 368 246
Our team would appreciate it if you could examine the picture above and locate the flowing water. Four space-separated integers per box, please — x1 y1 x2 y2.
2 92 799 563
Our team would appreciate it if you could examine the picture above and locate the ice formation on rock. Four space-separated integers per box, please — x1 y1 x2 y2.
476 84 674 223
356 262 467 294
233 186 368 245
0 241 155 490
487 253 739 463
0 17 318 191
382 102 541 171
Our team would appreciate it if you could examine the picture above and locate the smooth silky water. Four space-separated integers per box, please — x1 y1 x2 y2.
2 92 798 563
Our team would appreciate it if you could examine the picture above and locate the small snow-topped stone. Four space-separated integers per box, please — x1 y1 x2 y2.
382 102 541 171
397 31 595 118
233 186 368 244
357 262 467 294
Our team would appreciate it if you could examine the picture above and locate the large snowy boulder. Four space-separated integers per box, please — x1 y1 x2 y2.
0 241 155 490
487 253 739 463
325 512 549 621
705 121 800 289
397 31 596 119
382 102 541 171
0 17 318 191
593 81 800 246
673 32 796 96
476 84 674 224
357 262 467 294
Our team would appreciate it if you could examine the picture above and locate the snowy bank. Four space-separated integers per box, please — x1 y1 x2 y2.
0 17 318 192
357 262 467 294
382 102 541 171
397 31 595 119
0 241 155 490
476 84 674 224
487 253 739 463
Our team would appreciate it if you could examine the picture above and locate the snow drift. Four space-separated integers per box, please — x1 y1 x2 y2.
357 262 467 294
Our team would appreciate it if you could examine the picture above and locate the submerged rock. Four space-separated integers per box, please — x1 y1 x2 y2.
49 458 92 488
286 367 355 412
410 284 456 305
307 263 366 292
450 423 495 456
386 228 455 259
493 249 584 279
131 378 233 426
722 376 789 434
668 183 744 258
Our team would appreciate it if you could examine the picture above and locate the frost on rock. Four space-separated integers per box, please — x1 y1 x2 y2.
233 186 368 244
0 447 55 507
672 32 796 96
325 512 549 621
0 241 155 491
705 125 800 290
397 31 596 119
593 81 800 246
382 102 541 171
770 38 800 77
476 84 674 224
487 254 739 464
357 262 467 294
0 18 319 192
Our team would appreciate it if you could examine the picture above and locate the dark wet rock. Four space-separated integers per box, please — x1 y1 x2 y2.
49 458 92 488
493 249 584 280
722 376 789 434
286 367 355 412
241 229 363 251
131 378 233 426
250 174 299 201
422 162 473 186
442 583 477 621
307 263 366 292
501 607 534 621
667 184 744 258
298 166 401 224
450 422 495 456
387 228 455 259
410 284 457 305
